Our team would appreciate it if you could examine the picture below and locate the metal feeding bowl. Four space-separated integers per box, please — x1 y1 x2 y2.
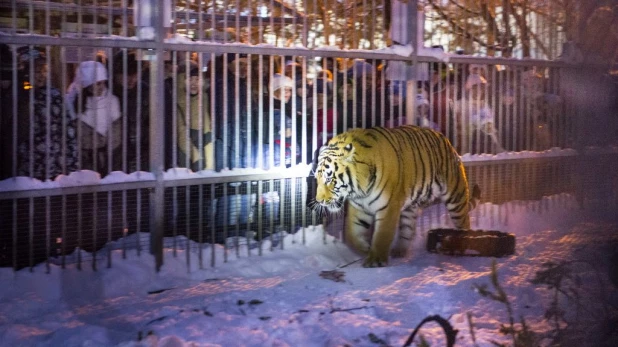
427 229 516 257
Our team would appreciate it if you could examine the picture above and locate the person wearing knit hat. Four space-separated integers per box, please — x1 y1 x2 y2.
174 62 213 172
269 73 295 103
69 60 122 175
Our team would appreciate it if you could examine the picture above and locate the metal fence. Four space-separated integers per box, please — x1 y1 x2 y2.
1 0 617 272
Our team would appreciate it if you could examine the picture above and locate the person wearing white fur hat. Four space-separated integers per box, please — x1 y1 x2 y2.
67 60 121 175
451 73 503 154
258 73 301 168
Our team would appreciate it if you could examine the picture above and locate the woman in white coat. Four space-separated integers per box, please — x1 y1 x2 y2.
68 61 121 175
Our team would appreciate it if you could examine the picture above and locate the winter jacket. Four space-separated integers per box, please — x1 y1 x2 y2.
176 71 214 171
17 86 79 180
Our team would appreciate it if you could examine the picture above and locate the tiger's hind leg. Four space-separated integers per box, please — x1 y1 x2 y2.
391 205 419 258
443 189 471 230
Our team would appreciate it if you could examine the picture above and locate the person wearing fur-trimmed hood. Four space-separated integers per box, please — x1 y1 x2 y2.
67 60 122 175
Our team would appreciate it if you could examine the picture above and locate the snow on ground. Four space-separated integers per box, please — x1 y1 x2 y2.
1 194 617 347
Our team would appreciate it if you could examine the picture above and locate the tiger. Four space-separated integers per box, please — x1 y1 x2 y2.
313 125 480 267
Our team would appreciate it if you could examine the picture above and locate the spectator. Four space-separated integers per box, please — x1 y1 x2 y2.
212 54 252 170
69 60 122 175
260 73 301 168
347 59 377 128
415 92 440 131
386 81 406 127
175 62 213 171
427 62 452 135
314 76 336 143
16 49 78 180
452 74 503 154
112 51 150 172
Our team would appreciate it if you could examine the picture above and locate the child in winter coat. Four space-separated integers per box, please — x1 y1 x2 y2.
260 74 301 169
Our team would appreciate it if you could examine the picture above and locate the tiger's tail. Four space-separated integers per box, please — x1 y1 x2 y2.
468 184 481 211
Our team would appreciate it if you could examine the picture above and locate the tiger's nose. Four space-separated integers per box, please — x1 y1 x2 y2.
316 185 328 204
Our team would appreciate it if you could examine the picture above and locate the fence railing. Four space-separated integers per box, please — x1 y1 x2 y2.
1 0 617 272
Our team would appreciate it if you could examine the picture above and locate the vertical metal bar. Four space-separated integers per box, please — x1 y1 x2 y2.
234 52 241 168
223 53 229 170
26 48 34 177
321 63 327 144
445 63 451 142
210 183 216 266
342 60 348 131
497 65 504 152
257 180 263 256
268 179 274 250
508 66 515 151
172 187 177 257
44 196 50 273
247 54 253 168
185 185 190 271
61 195 66 269
122 189 128 259
291 55 297 169
301 57 307 164
352 64 358 128
245 181 252 257
509 66 523 152
120 49 128 172
279 56 285 168
257 55 264 168
77 193 82 270
556 67 563 147
222 186 228 262
277 178 285 251
198 184 203 269
107 191 112 268
526 68 532 150
302 0 308 47
92 192 97 271
234 183 240 257
150 0 167 272
301 176 307 245
332 59 339 134
268 55 274 169
289 177 296 249
371 61 376 127
27 198 33 271
122 0 128 37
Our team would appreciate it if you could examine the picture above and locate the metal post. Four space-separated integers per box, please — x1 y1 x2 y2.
137 0 166 271
389 1 419 126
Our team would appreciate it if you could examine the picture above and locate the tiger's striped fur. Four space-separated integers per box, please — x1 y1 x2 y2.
314 125 480 267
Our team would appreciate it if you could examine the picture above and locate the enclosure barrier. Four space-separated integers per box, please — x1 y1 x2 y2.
1 1 616 272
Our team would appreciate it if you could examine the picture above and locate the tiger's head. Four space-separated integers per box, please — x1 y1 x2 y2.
314 131 372 213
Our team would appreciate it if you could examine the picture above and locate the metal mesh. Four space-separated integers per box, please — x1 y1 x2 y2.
1 1 617 271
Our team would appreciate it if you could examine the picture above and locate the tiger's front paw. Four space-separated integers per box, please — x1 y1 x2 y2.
363 250 389 268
